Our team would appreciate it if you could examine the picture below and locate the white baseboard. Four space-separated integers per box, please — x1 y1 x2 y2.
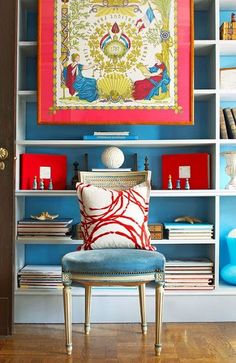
14 290 236 323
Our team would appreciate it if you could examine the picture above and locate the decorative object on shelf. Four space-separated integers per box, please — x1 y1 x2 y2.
185 178 190 190
20 153 67 190
176 179 181 189
30 212 59 221
167 174 173 190
74 223 83 240
101 146 125 169
133 153 138 172
70 161 79 189
174 216 202 224
39 179 44 190
220 68 236 90
84 153 89 172
48 179 53 190
221 229 236 285
162 153 211 190
221 151 236 190
148 224 163 240
220 12 236 40
144 156 149 171
32 176 37 190
38 0 193 125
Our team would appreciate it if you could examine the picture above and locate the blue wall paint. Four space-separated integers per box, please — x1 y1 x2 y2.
220 11 236 25
26 101 214 140
195 11 210 40
220 56 236 69
220 197 236 273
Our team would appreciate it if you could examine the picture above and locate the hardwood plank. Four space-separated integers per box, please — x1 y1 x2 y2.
0 323 236 362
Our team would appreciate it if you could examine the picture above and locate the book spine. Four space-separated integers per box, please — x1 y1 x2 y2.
94 132 129 135
220 108 228 139
83 135 138 140
231 108 236 126
223 108 236 139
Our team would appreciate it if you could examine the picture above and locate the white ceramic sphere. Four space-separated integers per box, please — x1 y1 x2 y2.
101 147 125 169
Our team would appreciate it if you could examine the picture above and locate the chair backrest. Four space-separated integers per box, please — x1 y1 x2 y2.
79 171 151 191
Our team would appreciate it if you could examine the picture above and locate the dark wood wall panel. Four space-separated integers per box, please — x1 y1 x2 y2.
0 0 17 335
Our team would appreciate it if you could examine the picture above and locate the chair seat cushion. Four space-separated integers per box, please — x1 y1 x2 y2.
62 249 165 275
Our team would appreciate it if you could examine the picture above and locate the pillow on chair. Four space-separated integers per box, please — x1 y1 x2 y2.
76 181 155 251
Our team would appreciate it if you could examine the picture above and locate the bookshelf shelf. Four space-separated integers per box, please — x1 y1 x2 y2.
14 0 236 324
220 139 236 145
15 189 217 197
15 238 216 245
219 40 236 55
220 90 236 101
16 139 216 147
16 238 81 245
219 0 236 10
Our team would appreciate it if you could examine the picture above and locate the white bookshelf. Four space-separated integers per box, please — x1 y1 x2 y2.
14 0 236 324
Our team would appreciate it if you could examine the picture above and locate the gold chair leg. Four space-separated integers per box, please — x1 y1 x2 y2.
138 284 147 335
63 284 72 355
155 282 164 356
85 285 92 335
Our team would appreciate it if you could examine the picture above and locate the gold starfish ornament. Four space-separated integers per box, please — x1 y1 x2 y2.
174 216 202 224
31 211 59 220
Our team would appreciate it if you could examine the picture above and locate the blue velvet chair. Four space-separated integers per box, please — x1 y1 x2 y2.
62 171 165 356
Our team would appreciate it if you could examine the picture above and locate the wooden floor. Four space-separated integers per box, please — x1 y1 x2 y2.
0 323 236 363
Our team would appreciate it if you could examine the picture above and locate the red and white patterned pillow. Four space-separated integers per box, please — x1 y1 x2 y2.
76 181 154 251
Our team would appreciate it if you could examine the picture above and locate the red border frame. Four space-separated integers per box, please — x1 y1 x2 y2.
38 0 194 125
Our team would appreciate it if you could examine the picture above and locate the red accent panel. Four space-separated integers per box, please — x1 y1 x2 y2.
162 153 211 190
20 154 67 190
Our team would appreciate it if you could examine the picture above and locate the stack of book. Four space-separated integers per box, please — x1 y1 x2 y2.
83 131 138 140
220 108 236 139
164 223 214 240
18 265 62 289
17 218 73 240
165 259 214 290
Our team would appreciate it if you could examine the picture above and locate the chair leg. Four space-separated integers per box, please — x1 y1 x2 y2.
63 284 72 355
138 284 147 335
85 285 92 335
155 282 164 356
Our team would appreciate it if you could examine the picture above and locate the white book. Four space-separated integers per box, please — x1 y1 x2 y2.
165 286 215 290
94 131 129 135
166 259 213 267
17 236 73 241
168 236 213 240
19 265 62 275
168 229 213 235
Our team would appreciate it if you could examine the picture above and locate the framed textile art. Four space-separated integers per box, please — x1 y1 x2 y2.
38 0 194 125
